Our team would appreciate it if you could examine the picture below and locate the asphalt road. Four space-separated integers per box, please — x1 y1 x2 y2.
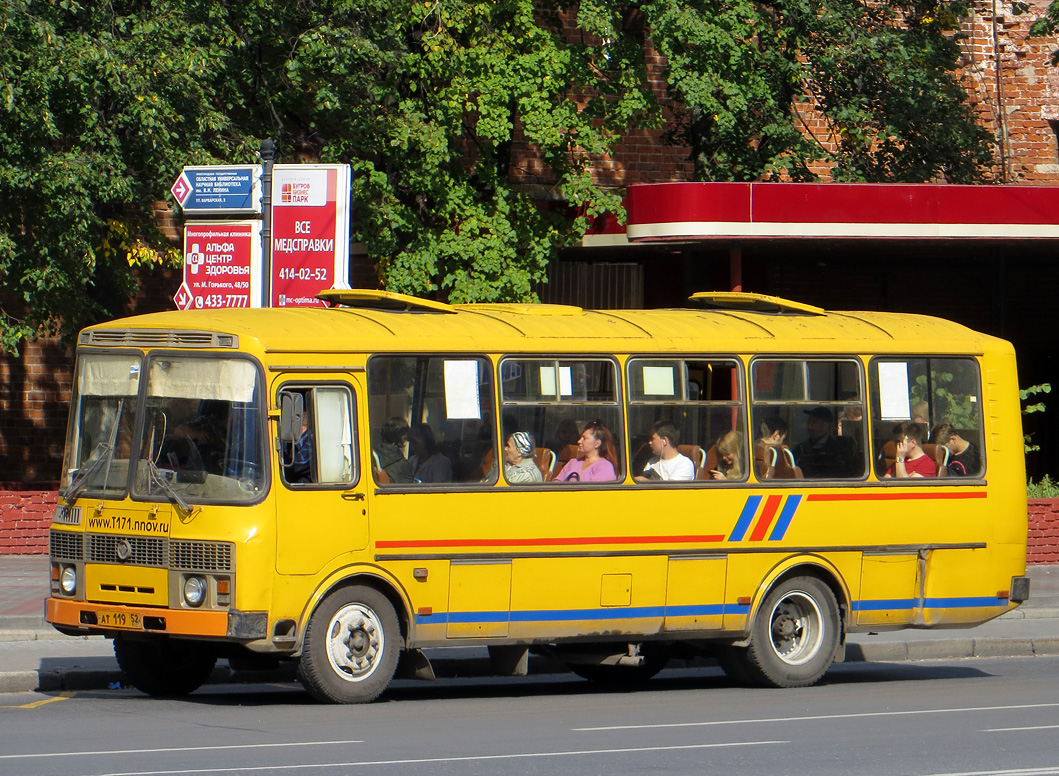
2 655 1059 776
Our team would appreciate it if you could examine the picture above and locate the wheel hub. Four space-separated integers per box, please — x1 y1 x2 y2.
772 612 798 640
326 604 384 682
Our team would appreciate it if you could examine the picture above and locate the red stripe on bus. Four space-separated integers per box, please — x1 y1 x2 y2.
748 495 783 541
806 492 987 502
376 534 727 549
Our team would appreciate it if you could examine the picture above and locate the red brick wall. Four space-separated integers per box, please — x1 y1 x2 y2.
0 489 57 554
1028 498 1059 565
0 338 73 484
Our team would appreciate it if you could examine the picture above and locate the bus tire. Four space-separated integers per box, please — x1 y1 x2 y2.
743 575 840 688
297 585 400 704
114 637 216 697
716 646 754 685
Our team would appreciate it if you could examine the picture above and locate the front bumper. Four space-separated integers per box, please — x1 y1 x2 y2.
46 598 266 640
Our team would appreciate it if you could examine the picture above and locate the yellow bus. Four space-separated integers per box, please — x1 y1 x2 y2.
45 291 1029 703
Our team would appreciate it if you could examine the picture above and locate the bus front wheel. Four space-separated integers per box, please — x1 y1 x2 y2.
743 575 841 688
297 585 400 704
113 637 216 697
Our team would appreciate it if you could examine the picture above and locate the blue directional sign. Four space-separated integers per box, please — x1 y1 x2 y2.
171 165 263 214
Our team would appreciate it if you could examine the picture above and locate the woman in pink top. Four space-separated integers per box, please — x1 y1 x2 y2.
556 419 619 482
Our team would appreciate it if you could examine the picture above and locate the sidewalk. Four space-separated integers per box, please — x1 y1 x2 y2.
1 555 1057 695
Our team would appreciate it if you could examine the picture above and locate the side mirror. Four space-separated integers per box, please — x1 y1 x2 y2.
278 393 305 467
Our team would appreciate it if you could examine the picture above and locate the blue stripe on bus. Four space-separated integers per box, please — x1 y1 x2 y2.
768 495 802 541
414 603 750 626
851 599 918 612
852 596 1007 612
728 496 761 542
415 597 1008 627
922 596 1007 609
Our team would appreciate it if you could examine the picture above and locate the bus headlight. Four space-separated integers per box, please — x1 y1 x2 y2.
60 565 77 595
183 576 207 607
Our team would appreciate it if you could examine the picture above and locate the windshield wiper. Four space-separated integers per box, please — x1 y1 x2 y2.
60 443 114 504
145 459 194 515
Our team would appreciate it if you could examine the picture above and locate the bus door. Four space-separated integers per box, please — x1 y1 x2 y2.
274 378 368 575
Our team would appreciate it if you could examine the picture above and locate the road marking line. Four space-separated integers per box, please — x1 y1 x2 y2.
983 724 1059 732
574 702 1059 731
88 741 789 776
922 768 1059 776
7 692 76 709
0 740 364 760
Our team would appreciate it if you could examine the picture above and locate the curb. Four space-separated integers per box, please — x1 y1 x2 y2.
844 636 1059 662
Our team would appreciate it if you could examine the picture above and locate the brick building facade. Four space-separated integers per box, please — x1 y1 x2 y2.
3 6 1059 555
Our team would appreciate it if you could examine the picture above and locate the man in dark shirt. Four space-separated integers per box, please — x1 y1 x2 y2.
794 407 855 478
931 423 982 476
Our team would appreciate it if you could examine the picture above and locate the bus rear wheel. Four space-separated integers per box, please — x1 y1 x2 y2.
743 575 840 688
297 585 400 704
114 637 217 697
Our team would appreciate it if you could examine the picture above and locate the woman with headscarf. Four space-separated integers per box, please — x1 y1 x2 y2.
503 431 542 483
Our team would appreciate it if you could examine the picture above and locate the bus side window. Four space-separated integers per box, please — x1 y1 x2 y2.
626 358 747 482
367 355 496 484
499 357 624 483
279 386 356 487
869 357 984 479
750 358 866 480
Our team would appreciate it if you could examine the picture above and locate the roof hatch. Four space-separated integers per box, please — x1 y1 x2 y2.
688 292 825 316
317 289 455 313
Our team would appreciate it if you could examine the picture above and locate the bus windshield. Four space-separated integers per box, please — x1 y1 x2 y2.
131 356 266 504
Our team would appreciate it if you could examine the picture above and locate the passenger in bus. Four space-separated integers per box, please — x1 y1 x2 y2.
408 423 453 483
374 417 414 483
635 421 695 482
711 431 744 480
931 423 981 476
555 419 618 482
911 401 931 426
170 399 228 473
285 401 314 483
884 422 936 478
503 431 543 484
546 418 580 455
754 417 787 478
794 407 855 478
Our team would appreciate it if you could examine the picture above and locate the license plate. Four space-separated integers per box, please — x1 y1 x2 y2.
97 610 143 630
54 505 82 525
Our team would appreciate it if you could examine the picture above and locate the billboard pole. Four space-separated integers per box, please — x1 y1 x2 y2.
259 139 275 308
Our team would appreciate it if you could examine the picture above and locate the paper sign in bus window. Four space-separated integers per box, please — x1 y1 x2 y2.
878 362 911 421
444 360 481 420
642 365 676 397
539 366 573 398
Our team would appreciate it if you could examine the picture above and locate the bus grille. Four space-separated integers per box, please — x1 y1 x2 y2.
87 534 167 567
79 329 238 349
50 530 84 561
53 533 233 572
170 540 233 572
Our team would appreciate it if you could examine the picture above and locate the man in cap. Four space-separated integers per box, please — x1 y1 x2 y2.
793 407 855 478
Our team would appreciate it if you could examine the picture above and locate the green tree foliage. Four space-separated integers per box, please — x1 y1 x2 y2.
0 0 993 352
1022 382 1051 453
644 0 994 182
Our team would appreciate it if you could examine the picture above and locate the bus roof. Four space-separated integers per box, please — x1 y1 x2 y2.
79 292 1007 356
